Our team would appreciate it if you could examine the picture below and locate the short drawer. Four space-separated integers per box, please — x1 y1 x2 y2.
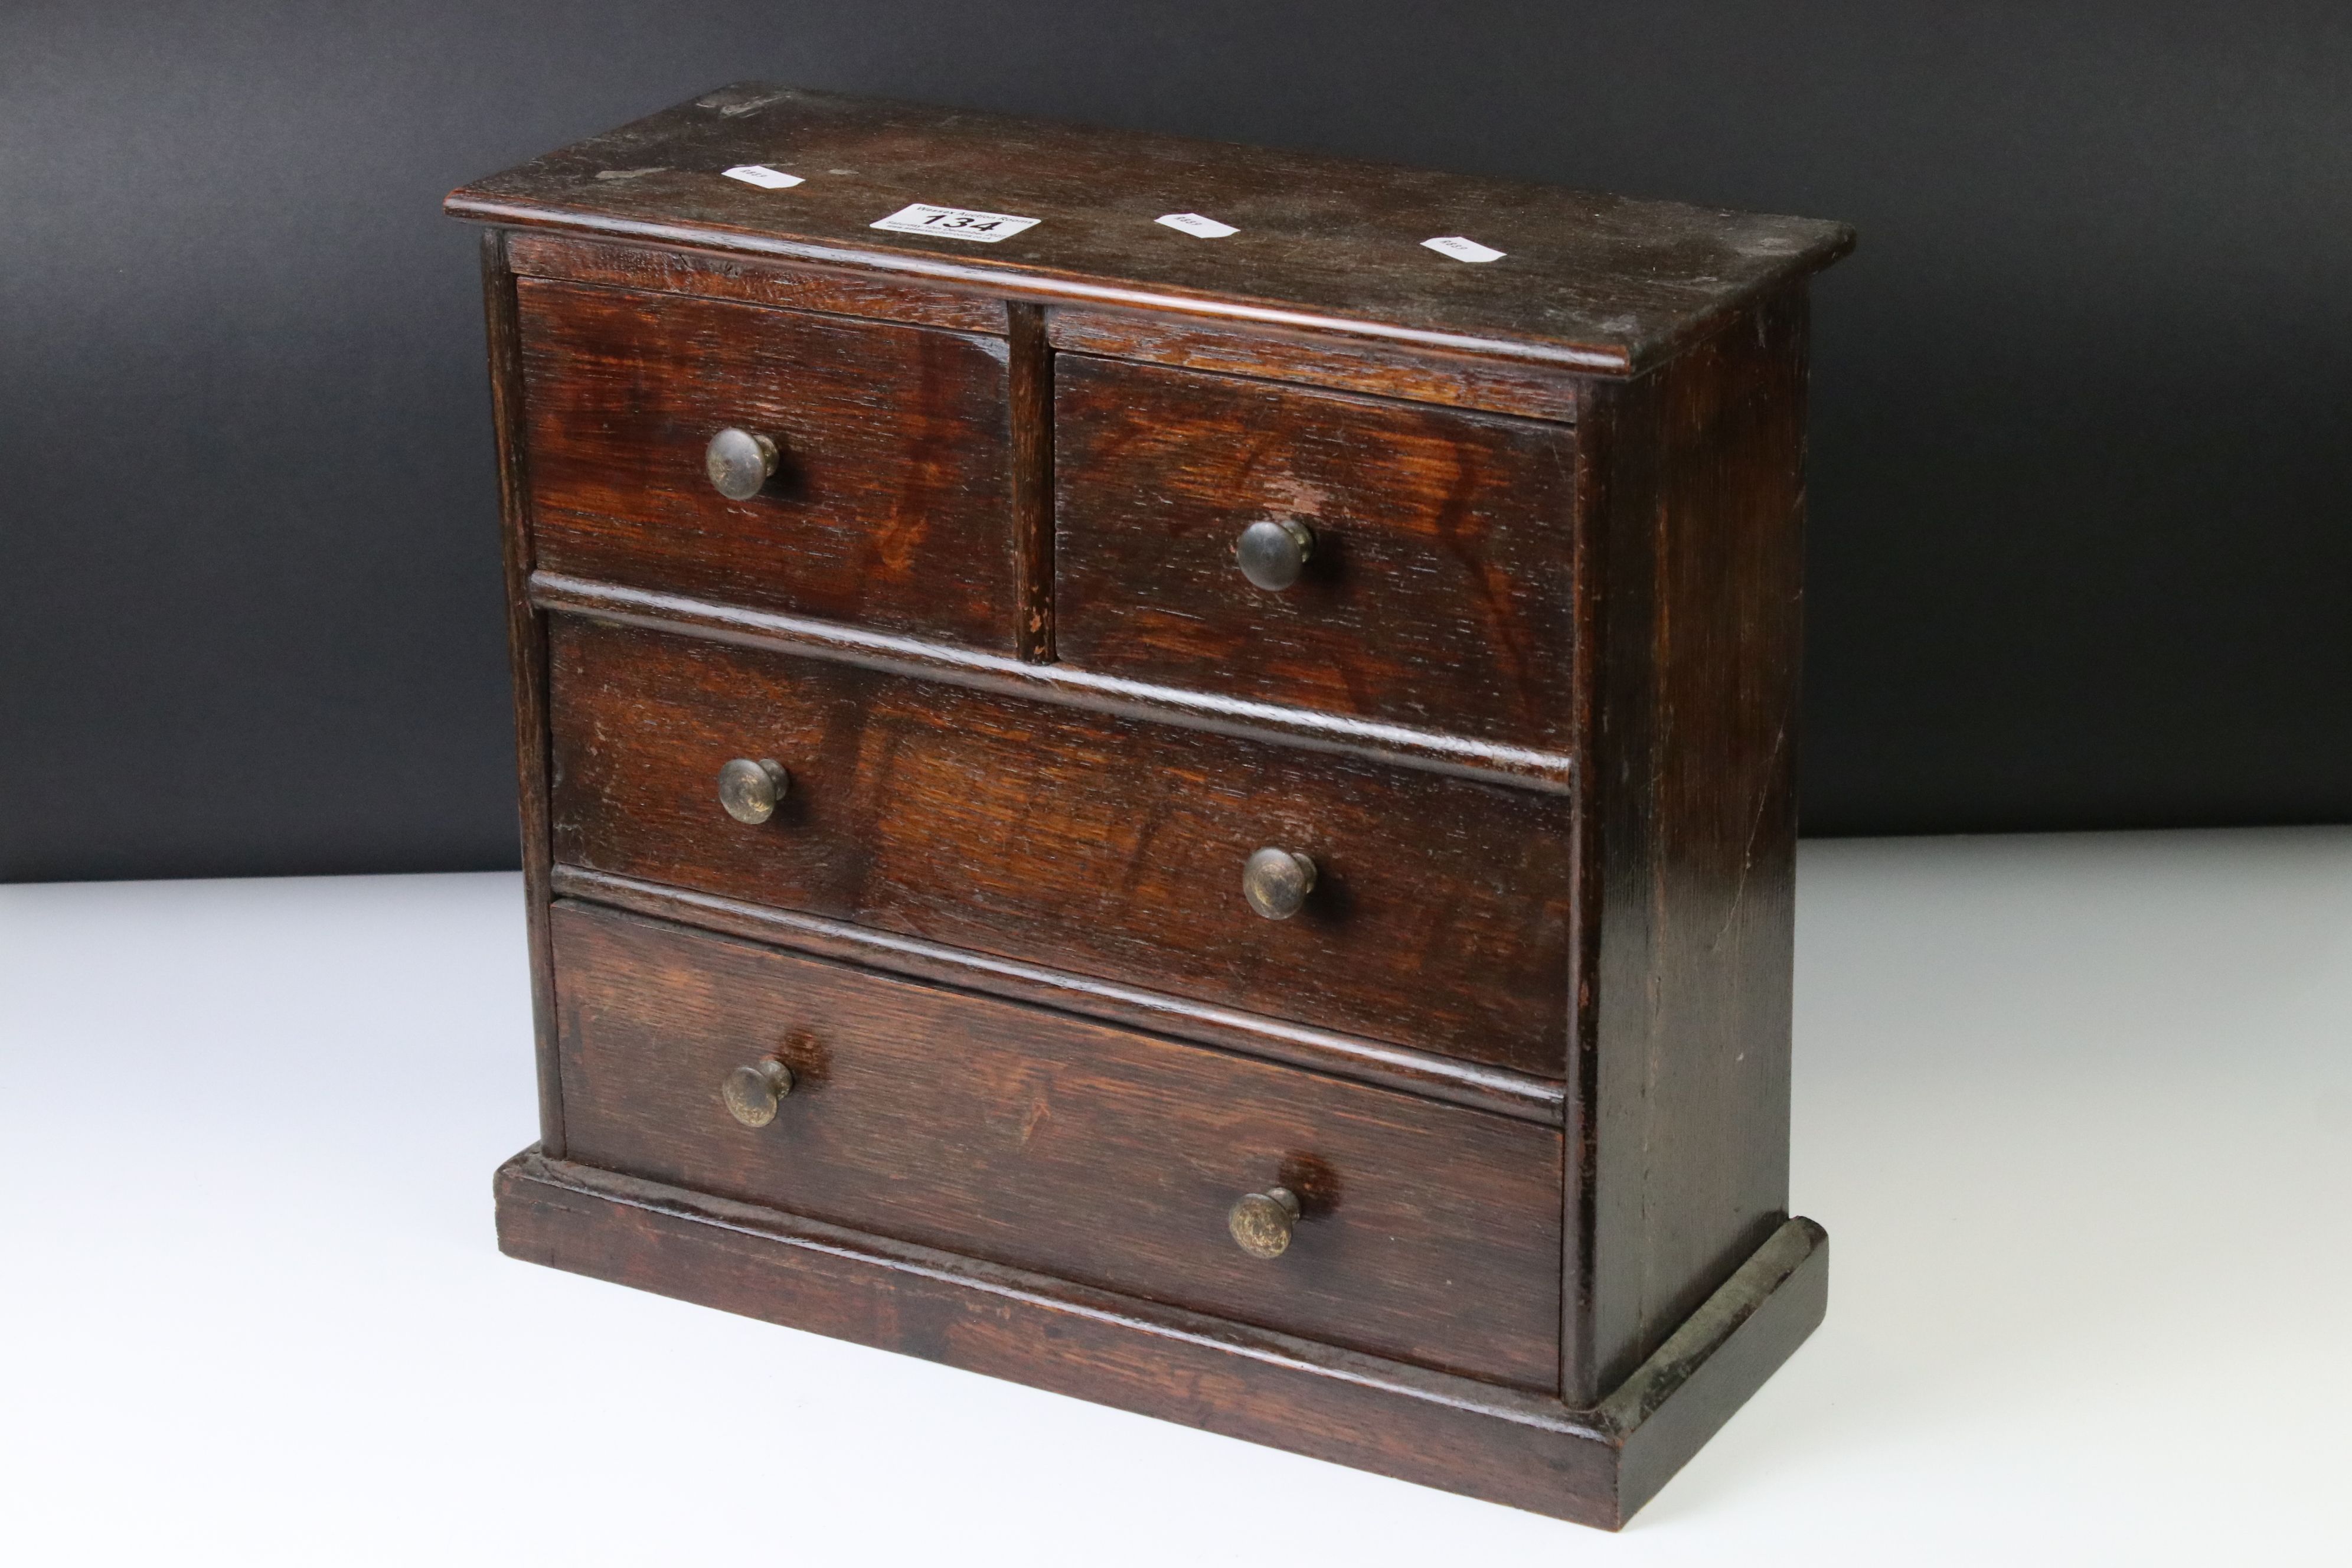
547 616 1574 1078
553 900 1565 1390
1053 355 1580 747
517 279 1015 646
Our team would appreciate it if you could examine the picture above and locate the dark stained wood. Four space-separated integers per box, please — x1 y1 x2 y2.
453 86 1846 1525
507 231 1005 334
495 1146 1829 1528
1048 308 1580 422
1054 355 1580 747
553 901 1564 1388
479 228 564 1158
516 278 1016 648
1605 1217 1830 1520
1007 301 1055 660
530 571 1579 793
1571 288 1811 1402
447 84 1853 375
552 865 1567 1125
545 616 1574 1077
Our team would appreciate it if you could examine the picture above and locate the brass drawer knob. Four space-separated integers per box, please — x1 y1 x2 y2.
717 757 790 824
1234 517 1314 591
1227 1185 1302 1259
722 1059 796 1127
1242 847 1317 919
705 426 780 501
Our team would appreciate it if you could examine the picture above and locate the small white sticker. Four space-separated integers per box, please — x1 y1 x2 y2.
723 164 804 189
1156 212 1238 239
1423 235 1505 263
871 203 1040 243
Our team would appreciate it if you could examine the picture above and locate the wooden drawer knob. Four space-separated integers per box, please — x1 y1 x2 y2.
1242 847 1317 919
722 1059 796 1127
705 426 780 501
1227 1185 1302 1259
1234 517 1314 591
717 757 790 825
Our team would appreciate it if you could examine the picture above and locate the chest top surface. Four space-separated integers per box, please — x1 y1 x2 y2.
446 83 1850 375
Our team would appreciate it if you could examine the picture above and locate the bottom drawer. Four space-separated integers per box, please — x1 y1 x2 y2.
552 900 1564 1391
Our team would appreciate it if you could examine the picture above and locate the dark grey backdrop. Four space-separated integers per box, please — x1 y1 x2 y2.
6 2 2348 882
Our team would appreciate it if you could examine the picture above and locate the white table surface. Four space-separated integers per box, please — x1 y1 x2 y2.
4 827 2347 1564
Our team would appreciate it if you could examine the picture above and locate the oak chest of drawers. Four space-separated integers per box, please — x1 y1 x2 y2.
447 84 1851 1529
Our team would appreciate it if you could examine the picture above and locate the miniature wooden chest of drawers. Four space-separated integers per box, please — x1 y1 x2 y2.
447 84 1850 1528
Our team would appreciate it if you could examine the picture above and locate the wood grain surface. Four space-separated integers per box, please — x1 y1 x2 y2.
1054 354 1580 747
545 615 1575 1076
1574 290 1811 1401
449 84 1854 375
1008 300 1055 660
517 278 1017 646
480 230 566 1157
508 231 1007 333
1048 308 1582 422
553 901 1564 1388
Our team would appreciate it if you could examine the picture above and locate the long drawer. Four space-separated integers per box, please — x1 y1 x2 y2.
545 615 1574 1077
552 900 1564 1390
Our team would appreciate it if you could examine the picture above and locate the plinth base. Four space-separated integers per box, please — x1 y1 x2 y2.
494 1147 1826 1528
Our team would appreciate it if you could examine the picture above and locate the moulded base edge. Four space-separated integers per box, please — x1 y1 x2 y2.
492 1147 1827 1529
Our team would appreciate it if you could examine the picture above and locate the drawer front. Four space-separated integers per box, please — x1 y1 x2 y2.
547 617 1573 1077
1053 355 1580 747
518 279 1014 646
553 900 1564 1390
